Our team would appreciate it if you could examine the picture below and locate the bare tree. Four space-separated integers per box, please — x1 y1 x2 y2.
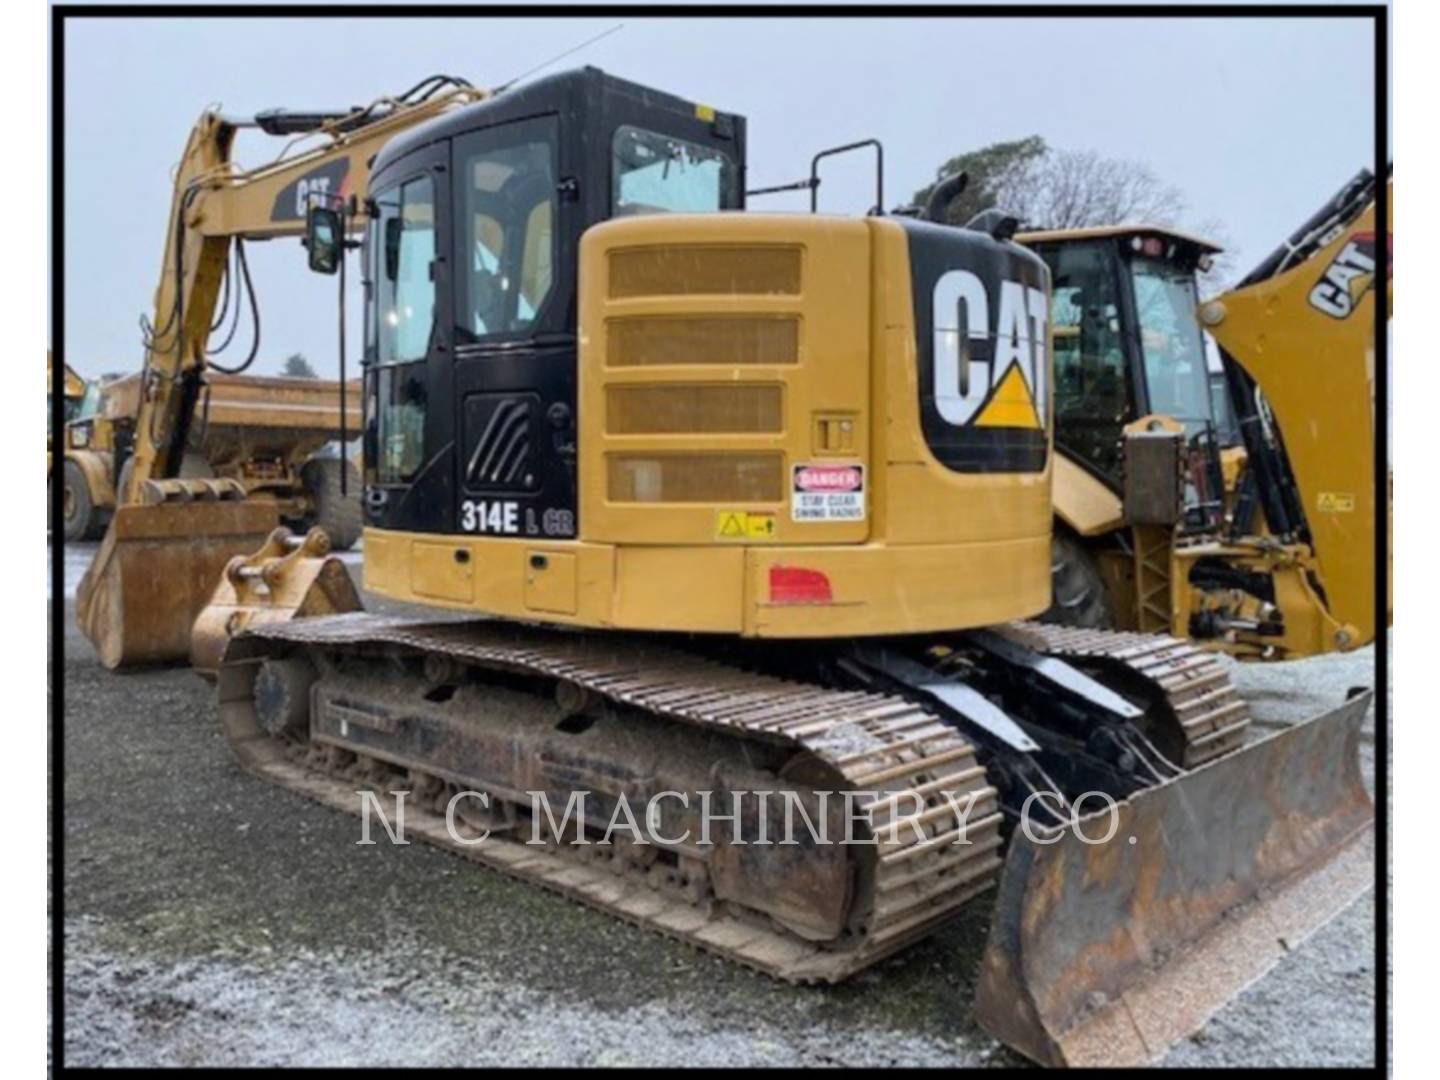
917 137 1186 230
914 136 1239 289
1008 149 1185 230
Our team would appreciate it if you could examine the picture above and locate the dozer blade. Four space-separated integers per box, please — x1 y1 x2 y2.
75 499 280 669
974 691 1374 1067
190 526 361 679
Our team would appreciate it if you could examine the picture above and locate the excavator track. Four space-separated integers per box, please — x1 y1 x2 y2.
219 613 1006 983
1000 621 1252 767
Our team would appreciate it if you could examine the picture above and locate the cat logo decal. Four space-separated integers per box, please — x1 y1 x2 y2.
932 270 1048 430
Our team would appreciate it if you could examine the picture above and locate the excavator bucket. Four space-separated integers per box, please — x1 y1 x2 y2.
973 691 1374 1066
190 526 361 679
75 480 280 670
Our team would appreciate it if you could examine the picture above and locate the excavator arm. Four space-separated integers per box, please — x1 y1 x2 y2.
1199 169 1390 649
128 75 487 500
78 76 488 668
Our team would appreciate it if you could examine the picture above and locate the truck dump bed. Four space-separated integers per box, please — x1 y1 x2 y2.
102 372 362 467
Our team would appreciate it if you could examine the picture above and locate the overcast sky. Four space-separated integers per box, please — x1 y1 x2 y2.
60 13 1379 379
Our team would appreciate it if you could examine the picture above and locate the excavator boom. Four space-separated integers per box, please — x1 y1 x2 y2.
76 77 488 668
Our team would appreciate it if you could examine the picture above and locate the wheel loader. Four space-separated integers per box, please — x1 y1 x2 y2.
48 350 85 432
1018 168 1390 660
48 351 87 532
74 69 1375 1066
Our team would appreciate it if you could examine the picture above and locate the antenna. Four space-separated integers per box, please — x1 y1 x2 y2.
493 23 625 93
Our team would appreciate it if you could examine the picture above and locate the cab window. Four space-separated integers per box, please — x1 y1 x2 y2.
370 174 436 484
1045 242 1129 482
611 125 735 216
1130 258 1213 434
374 175 436 364
455 116 558 338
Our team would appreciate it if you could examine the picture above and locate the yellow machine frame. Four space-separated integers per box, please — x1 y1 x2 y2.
364 213 1053 637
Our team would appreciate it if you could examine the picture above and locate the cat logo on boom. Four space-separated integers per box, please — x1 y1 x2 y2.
932 270 1048 429
1308 230 1387 319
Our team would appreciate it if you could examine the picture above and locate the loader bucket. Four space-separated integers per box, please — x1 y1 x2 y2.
973 691 1374 1067
189 526 361 680
75 498 280 669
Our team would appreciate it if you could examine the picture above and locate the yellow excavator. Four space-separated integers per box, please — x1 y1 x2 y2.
75 70 1374 1066
1020 169 1389 660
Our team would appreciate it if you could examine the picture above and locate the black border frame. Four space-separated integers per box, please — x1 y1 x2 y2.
49 4 1389 1074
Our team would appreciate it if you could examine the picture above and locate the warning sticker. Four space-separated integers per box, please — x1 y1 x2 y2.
792 463 865 523
716 510 777 540
1317 491 1356 513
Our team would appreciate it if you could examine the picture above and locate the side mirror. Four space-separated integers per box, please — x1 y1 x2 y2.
384 217 404 281
305 205 343 275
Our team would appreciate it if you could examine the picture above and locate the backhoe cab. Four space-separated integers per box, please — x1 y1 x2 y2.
1021 225 1222 498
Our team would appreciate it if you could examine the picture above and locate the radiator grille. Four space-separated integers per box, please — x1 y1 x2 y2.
607 316 799 367
607 385 783 435
607 453 783 503
608 245 802 298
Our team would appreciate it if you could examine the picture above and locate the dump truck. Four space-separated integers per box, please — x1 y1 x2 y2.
1017 169 1389 659
75 69 1375 1067
59 369 361 547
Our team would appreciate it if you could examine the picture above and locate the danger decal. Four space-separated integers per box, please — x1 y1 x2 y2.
791 463 865 523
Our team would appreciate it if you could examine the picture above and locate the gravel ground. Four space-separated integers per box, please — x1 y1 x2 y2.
54 543 1382 1068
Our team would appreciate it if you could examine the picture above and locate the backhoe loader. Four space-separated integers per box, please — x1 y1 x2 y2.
1020 168 1389 659
76 69 1374 1067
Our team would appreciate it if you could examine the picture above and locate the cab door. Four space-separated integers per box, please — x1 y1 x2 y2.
363 142 455 535
449 113 580 543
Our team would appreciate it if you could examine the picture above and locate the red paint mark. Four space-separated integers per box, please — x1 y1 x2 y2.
769 566 833 605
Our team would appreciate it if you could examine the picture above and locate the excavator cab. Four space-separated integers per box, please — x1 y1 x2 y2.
352 70 745 550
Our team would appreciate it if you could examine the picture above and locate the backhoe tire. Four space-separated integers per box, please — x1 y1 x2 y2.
62 460 104 543
1041 534 1114 629
302 457 362 552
